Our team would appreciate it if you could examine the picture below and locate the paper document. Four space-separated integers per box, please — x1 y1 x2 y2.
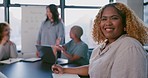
22 58 41 62
0 58 22 64
0 58 41 64
52 73 80 78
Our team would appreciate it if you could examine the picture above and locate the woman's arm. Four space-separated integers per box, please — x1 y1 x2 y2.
57 22 65 45
9 41 18 58
61 50 81 61
52 64 89 76
0 45 4 60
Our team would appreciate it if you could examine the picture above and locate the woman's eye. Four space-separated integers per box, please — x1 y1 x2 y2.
111 16 119 20
101 18 107 21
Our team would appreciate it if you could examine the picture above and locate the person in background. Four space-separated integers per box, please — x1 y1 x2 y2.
52 2 148 78
36 4 65 57
0 22 18 61
53 25 89 66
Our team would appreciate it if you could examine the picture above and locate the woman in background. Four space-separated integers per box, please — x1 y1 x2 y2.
37 4 65 46
53 26 89 66
0 22 18 60
36 4 65 57
52 2 148 78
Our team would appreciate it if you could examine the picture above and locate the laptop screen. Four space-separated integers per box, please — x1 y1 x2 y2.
36 45 56 64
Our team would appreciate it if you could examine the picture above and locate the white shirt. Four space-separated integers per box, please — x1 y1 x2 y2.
0 42 18 60
89 35 147 78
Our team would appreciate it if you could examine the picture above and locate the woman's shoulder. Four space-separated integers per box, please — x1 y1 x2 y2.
80 41 88 46
6 41 16 46
74 41 88 50
119 36 142 47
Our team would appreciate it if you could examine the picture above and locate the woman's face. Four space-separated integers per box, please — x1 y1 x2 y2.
70 30 74 39
100 6 125 42
46 8 53 20
2 26 10 37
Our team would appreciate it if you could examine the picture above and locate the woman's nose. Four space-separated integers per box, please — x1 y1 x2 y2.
105 19 112 26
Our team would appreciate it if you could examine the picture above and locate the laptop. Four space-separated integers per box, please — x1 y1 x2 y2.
36 45 56 64
36 45 68 65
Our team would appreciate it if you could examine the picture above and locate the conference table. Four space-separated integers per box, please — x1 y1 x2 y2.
0 60 89 78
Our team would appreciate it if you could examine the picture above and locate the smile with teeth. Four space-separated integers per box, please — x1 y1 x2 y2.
105 28 114 32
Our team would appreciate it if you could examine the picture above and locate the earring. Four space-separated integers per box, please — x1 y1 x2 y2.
124 27 126 31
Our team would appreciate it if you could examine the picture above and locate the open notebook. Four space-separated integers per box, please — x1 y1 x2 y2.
52 73 80 78
0 58 41 64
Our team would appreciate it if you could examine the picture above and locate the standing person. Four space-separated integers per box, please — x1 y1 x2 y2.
52 2 148 78
36 4 65 57
37 4 65 46
53 25 89 66
0 22 18 60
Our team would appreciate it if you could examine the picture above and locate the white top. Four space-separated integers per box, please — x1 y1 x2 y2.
0 42 18 60
89 34 147 78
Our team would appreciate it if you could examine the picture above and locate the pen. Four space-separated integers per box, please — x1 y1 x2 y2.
54 52 57 64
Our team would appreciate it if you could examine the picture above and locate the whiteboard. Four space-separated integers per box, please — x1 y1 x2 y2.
21 6 46 53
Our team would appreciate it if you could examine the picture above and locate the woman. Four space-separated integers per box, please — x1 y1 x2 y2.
36 4 65 57
37 4 65 46
53 26 89 66
52 2 148 78
0 22 18 60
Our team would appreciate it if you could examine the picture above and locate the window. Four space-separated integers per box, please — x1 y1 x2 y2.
64 0 110 48
144 5 148 26
9 7 21 50
65 0 109 6
65 9 99 48
11 0 59 5
0 7 4 22
144 0 148 26
0 0 2 3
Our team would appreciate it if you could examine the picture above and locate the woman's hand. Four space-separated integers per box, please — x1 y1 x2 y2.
36 51 40 58
55 37 61 46
1 36 9 45
52 64 64 74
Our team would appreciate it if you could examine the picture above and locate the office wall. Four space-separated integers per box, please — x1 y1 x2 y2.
117 0 143 20
21 6 46 56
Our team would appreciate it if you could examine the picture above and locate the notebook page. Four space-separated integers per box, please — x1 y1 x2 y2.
0 58 22 64
52 73 80 78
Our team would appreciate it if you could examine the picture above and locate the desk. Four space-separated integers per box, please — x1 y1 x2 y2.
0 61 89 78
0 61 54 78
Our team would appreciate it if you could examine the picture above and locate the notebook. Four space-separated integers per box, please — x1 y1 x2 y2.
52 73 80 78
36 45 68 65
0 58 41 64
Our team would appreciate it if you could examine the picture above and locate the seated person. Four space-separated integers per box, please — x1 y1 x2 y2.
53 25 89 66
0 22 18 60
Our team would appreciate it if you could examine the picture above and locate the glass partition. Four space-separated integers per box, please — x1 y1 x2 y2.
11 0 59 5
9 7 21 50
65 0 109 6
0 7 4 22
65 9 99 48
